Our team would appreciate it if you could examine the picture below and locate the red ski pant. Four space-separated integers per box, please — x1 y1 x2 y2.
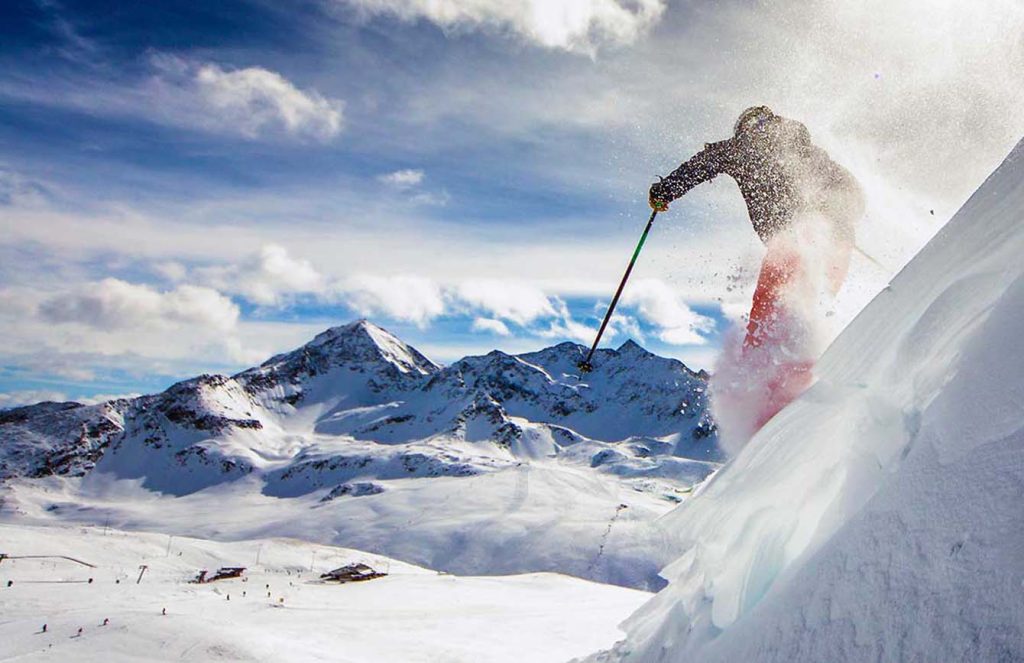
743 230 852 428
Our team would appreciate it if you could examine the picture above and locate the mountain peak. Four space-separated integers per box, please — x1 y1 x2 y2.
305 319 439 375
310 319 380 345
616 339 645 354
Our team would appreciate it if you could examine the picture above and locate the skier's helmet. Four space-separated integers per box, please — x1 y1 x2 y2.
734 106 775 136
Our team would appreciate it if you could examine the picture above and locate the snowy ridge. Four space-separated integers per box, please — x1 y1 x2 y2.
595 139 1024 660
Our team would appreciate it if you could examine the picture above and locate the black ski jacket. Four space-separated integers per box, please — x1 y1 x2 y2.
652 117 863 243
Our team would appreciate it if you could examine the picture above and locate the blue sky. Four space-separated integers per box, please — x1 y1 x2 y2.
1 0 1022 406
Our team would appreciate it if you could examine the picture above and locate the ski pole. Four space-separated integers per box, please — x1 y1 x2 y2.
578 209 658 374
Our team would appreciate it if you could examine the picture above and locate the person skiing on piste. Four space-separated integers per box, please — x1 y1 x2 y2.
649 106 865 438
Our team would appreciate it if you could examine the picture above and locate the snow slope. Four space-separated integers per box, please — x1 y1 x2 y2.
0 523 650 662
593 138 1024 661
8 463 688 590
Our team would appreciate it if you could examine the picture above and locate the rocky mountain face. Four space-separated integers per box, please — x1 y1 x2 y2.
0 400 129 480
0 320 719 496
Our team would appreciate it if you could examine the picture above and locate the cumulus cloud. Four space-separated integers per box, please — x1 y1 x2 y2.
196 244 325 306
378 169 425 188
7 278 246 366
171 245 699 351
622 278 715 345
609 312 643 342
532 299 595 344
454 279 557 325
0 284 310 388
38 278 239 332
341 0 665 53
471 317 511 336
536 318 595 344
340 274 446 327
150 55 344 141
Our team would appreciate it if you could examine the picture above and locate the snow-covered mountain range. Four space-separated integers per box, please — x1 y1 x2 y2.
0 323 718 589
1 321 717 493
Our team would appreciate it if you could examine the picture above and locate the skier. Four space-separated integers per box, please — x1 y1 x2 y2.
649 106 864 436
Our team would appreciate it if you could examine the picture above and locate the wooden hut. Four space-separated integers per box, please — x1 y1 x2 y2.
320 563 386 583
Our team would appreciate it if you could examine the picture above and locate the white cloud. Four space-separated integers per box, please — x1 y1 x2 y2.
536 316 595 344
196 244 325 306
150 55 344 141
0 54 345 143
622 278 715 346
534 299 596 344
0 288 330 388
341 0 666 53
453 279 557 325
340 274 446 327
76 392 143 405
471 317 511 336
377 169 449 206
0 390 70 409
38 278 239 333
378 169 425 188
609 311 643 342
664 344 719 373
153 260 188 283
0 279 251 372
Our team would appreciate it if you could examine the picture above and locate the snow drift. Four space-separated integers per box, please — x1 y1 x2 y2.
596 137 1024 662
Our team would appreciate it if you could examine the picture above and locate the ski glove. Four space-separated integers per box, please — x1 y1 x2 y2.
649 179 672 212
